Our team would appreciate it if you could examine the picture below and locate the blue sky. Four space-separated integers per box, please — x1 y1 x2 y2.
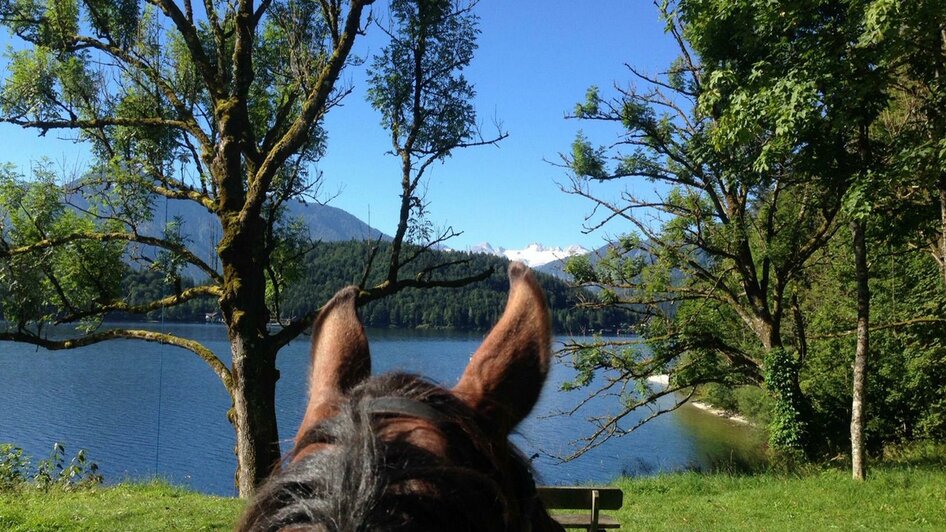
0 1 679 250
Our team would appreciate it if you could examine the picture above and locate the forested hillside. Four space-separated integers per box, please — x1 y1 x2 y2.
116 242 633 334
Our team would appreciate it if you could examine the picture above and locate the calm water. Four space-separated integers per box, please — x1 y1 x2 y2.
0 324 762 496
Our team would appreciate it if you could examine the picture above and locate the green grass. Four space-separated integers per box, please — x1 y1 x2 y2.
1 461 944 531
611 464 946 531
0 480 242 531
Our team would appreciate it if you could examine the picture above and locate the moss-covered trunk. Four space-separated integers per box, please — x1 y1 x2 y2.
229 335 280 497
220 221 281 497
938 180 946 289
217 181 280 497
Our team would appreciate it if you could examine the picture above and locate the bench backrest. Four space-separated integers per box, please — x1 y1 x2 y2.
538 486 624 510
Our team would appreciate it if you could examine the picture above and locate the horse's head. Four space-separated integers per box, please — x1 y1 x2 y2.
238 262 563 531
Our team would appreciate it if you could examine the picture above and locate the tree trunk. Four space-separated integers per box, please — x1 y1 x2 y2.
219 210 281 497
851 219 870 481
231 338 281 497
938 180 946 289
763 344 809 459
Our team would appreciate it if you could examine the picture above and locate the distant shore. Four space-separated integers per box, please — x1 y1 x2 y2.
646 374 752 425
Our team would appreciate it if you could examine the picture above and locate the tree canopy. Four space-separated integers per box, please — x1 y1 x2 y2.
0 0 498 496
559 0 946 469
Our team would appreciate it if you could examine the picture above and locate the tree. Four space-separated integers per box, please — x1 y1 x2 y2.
682 0 892 477
0 0 489 496
859 1 946 287
365 0 504 290
800 230 946 456
558 0 893 461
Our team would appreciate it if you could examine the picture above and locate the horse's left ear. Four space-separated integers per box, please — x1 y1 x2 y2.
294 286 371 451
453 262 552 435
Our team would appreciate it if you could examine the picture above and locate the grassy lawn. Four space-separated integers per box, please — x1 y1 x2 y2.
612 464 946 531
1 463 944 530
0 481 242 531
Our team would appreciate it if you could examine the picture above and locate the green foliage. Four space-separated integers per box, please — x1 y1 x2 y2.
368 0 477 158
564 254 596 284
573 86 600 118
763 348 808 459
366 0 496 256
732 385 773 426
560 4 851 460
83 0 141 49
0 443 102 492
559 0 946 464
698 382 774 426
106 240 634 332
0 444 29 490
801 231 946 456
115 268 217 322
559 335 663 396
265 216 311 317
0 0 424 492
0 163 127 329
700 383 738 412
0 46 57 121
569 132 608 180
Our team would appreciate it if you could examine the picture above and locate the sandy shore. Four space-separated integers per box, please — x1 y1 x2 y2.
646 374 752 425
688 401 752 425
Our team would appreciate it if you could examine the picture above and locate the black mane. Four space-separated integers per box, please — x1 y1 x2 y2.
238 372 538 531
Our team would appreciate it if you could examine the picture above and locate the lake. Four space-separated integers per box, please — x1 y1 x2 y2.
0 324 763 496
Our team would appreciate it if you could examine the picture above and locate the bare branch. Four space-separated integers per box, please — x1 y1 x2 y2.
0 328 232 393
247 0 375 226
55 285 223 324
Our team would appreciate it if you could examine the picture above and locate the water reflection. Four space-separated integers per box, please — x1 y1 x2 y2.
673 405 767 473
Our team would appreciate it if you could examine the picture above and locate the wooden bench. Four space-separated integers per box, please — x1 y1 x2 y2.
538 486 624 531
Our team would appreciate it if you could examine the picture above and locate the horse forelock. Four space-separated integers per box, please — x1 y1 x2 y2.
239 372 542 532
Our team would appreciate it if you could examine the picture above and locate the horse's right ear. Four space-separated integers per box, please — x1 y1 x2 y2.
294 286 371 452
453 262 552 435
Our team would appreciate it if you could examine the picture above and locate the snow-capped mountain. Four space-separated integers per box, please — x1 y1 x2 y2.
467 242 590 268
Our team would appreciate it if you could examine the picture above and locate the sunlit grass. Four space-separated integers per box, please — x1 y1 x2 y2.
0 480 243 532
613 464 946 531
2 456 944 531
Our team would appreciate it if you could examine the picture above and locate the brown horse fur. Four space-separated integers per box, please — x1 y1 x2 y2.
238 262 563 531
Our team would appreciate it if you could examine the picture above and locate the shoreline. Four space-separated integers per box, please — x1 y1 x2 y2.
688 400 752 425
646 374 752 425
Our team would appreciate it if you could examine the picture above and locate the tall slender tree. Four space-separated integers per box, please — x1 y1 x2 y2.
366 0 504 288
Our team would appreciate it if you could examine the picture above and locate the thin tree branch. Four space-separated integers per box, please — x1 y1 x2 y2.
0 328 233 393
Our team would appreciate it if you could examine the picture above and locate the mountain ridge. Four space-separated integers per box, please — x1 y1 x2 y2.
65 188 389 275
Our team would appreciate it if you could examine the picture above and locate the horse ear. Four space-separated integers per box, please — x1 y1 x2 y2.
453 262 552 435
295 286 371 449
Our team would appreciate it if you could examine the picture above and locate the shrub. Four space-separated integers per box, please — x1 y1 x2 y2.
700 382 739 411
0 442 102 491
0 443 30 489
